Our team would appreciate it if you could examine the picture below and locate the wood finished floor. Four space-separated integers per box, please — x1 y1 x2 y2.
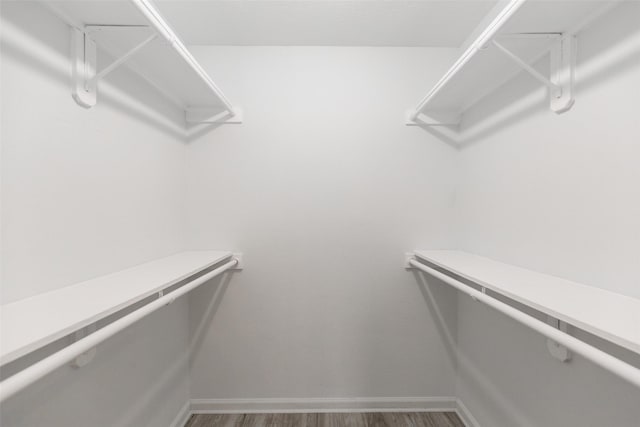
184 412 465 427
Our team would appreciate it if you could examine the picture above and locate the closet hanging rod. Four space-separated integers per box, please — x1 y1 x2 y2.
408 258 640 389
130 0 236 115
0 258 239 403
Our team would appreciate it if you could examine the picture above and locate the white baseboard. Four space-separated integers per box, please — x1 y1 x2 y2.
190 396 457 414
169 401 192 427
455 399 481 427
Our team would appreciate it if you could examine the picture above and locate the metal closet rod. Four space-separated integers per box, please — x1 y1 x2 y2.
409 258 640 389
129 0 236 115
0 258 239 403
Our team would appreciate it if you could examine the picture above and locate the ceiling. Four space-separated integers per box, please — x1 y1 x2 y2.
153 0 500 47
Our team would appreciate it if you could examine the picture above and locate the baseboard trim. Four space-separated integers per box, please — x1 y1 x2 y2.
455 399 481 427
169 401 192 427
190 397 458 414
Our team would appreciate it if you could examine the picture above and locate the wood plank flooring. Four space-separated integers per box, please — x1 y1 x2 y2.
184 412 465 427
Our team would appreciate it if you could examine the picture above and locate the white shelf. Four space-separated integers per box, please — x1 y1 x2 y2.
0 251 232 366
408 0 619 125
414 250 640 355
44 0 238 118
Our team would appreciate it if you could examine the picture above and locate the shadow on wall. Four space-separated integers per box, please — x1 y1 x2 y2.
0 1 187 141
412 271 536 427
409 123 461 149
186 120 227 143
411 270 458 365
412 269 640 426
0 302 189 427
109 331 188 427
188 272 235 364
413 2 640 149
0 270 237 426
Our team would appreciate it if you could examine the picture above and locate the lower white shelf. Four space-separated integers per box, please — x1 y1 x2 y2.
0 251 233 366
414 250 640 355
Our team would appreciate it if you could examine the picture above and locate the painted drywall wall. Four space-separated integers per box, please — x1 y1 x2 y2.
0 301 191 427
455 1 640 300
453 2 640 426
0 2 186 305
184 46 461 402
1 2 189 426
5 2 637 424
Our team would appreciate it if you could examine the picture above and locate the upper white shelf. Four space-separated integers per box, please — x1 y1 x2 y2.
414 250 640 355
407 0 620 126
44 0 240 122
0 251 232 366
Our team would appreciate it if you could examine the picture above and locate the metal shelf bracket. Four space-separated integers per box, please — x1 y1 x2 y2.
72 25 156 108
546 316 572 362
72 28 98 108
492 33 576 113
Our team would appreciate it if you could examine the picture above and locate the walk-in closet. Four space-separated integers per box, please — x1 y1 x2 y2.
1 1 639 426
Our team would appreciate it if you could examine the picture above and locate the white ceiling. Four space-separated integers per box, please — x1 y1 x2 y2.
153 0 499 47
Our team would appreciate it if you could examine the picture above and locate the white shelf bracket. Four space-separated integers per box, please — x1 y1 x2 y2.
72 28 97 108
549 35 576 113
88 33 157 87
70 324 97 368
546 316 572 362
72 25 156 109
186 107 244 125
492 39 561 96
491 34 576 114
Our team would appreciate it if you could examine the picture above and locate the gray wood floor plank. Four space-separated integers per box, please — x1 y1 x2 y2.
185 413 245 427
268 413 318 427
418 413 439 427
185 412 465 427
381 412 423 427
241 413 270 426
317 412 368 427
429 413 465 427
444 412 466 427
364 413 389 427
240 413 318 427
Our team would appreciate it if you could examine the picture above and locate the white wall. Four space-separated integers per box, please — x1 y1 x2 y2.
453 2 640 426
455 1 640 301
0 2 187 305
1 2 190 426
185 46 462 402
4 2 638 424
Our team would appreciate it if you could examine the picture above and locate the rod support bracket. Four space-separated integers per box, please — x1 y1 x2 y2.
404 253 416 269
546 316 572 362
232 253 244 270
70 325 97 368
